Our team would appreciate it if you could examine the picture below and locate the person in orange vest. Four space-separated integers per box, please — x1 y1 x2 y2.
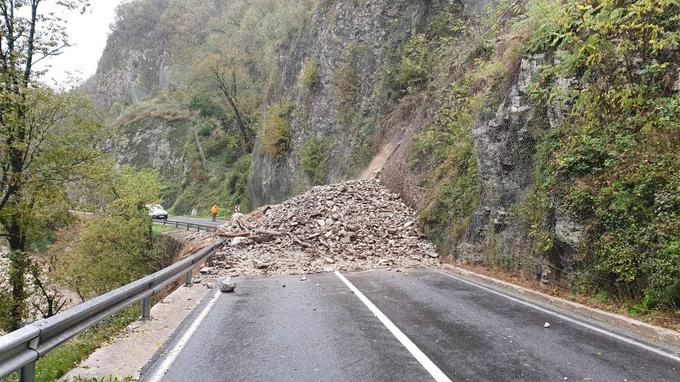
210 205 220 222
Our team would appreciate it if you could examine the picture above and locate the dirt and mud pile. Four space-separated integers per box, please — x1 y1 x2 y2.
209 180 440 277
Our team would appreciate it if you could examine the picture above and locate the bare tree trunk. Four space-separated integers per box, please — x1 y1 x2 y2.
194 129 208 171
209 66 254 153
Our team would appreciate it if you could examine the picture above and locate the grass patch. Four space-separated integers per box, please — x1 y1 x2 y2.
152 223 177 234
298 58 320 95
2 308 140 382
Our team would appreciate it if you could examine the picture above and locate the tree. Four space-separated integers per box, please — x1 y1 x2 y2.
1 0 101 330
192 53 256 153
54 166 165 301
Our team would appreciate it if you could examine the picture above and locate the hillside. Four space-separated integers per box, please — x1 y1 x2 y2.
88 0 679 311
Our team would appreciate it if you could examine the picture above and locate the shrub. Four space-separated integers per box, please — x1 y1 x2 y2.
299 138 328 185
414 93 481 251
298 57 320 94
261 102 293 158
396 34 430 92
170 155 252 217
331 62 359 122
331 43 366 123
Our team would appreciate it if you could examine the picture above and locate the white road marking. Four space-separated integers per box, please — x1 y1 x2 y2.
334 271 453 382
431 268 680 364
147 289 222 382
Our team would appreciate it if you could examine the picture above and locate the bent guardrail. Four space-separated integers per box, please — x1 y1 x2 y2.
0 239 224 382
153 218 220 232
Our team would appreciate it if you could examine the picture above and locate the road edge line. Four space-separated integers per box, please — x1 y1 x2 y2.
436 265 680 353
147 289 222 382
430 267 680 363
334 271 452 382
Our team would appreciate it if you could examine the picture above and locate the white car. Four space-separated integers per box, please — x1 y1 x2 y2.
147 204 168 220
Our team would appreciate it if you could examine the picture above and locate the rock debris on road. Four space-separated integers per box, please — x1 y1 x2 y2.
209 180 440 277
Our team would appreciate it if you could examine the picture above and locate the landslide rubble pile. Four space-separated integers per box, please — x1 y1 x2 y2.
209 180 440 277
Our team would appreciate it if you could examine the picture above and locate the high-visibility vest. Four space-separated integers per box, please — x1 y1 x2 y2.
211 206 219 215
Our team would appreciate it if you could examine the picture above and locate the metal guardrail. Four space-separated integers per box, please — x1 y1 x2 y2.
0 239 224 381
153 218 220 233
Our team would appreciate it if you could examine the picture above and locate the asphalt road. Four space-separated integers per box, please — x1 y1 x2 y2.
141 269 680 382
171 216 226 225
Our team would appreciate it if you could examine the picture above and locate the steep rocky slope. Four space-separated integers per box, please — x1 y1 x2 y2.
250 0 493 205
250 0 445 204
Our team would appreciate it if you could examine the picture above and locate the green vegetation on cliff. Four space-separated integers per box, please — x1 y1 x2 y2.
521 0 680 309
92 0 319 215
262 103 294 159
299 138 329 185
395 0 679 311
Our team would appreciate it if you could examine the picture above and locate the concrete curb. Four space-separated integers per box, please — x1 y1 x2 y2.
439 264 680 354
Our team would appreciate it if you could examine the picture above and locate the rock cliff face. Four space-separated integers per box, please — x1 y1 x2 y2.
250 0 453 206
457 55 545 275
113 112 194 180
247 0 580 282
89 0 173 111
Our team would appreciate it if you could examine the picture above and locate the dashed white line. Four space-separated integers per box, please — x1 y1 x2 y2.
334 271 453 382
430 268 680 364
147 289 222 382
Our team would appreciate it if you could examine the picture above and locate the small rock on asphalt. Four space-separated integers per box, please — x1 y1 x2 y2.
219 277 237 293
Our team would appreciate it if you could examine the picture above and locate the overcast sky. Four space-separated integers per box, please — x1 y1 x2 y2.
40 0 128 87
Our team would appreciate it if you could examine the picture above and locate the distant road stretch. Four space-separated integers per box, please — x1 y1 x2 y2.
155 216 226 227
141 268 680 382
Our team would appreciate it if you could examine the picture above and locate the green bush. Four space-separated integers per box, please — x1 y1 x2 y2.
54 167 166 301
522 0 680 306
331 62 359 123
299 138 329 185
413 83 481 252
261 102 293 158
331 44 367 123
298 58 320 94
396 34 430 92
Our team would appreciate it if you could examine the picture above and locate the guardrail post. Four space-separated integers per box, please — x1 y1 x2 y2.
142 296 152 320
20 362 35 382
197 225 200 232
207 254 214 267
186 224 189 231
185 270 193 287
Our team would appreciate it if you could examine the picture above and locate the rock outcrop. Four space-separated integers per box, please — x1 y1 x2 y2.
457 55 544 265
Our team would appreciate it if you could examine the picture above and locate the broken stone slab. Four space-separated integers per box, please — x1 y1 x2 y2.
231 237 253 246
253 259 271 269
